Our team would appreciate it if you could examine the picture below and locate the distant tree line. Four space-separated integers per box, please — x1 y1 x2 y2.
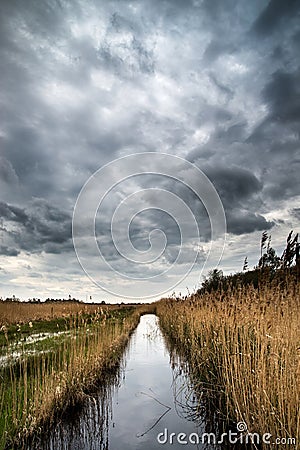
0 296 107 304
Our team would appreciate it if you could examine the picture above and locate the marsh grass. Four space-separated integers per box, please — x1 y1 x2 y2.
157 275 300 446
0 305 153 449
0 301 132 327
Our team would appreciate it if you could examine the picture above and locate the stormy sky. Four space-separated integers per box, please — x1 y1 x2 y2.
0 0 299 302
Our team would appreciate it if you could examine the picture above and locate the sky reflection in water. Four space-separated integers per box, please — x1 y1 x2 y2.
37 314 208 450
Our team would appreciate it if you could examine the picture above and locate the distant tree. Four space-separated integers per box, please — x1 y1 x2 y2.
258 232 280 272
5 295 20 302
201 268 224 293
259 247 280 271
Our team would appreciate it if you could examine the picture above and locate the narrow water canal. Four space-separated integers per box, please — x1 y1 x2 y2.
35 314 212 450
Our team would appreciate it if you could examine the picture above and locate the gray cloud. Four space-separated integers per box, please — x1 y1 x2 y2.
204 166 262 205
226 210 273 235
0 199 72 255
0 245 20 257
0 0 299 299
0 156 19 185
252 0 300 36
291 208 300 220
262 70 300 123
0 201 29 224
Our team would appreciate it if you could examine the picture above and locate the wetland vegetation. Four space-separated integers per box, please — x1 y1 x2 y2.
157 232 300 447
0 232 299 449
0 302 154 449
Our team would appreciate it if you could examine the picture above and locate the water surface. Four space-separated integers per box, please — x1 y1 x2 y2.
35 314 210 449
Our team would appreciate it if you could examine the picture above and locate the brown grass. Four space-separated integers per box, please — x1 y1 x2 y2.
0 301 134 326
156 276 300 446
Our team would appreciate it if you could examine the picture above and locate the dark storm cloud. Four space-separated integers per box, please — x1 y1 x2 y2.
204 167 262 204
264 166 300 201
0 201 29 224
226 210 273 235
0 0 163 208
2 127 55 193
253 0 300 36
262 70 300 123
201 166 274 234
0 200 72 255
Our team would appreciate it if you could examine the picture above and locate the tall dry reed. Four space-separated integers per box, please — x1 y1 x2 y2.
157 276 300 445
